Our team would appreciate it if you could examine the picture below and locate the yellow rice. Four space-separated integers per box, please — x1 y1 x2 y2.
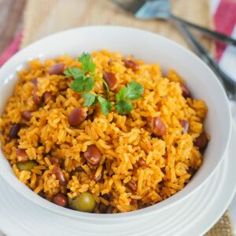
0 50 207 213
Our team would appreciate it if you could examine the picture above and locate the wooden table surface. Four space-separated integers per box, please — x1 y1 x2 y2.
0 0 26 54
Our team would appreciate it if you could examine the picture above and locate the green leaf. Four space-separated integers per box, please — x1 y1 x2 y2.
115 87 128 102
82 93 97 107
70 78 85 92
115 100 133 115
97 96 112 115
115 81 143 103
70 76 94 93
79 53 96 73
64 67 83 78
126 81 144 100
83 76 95 92
115 81 143 114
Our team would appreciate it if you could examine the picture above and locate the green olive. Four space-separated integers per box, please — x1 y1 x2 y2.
69 192 96 212
16 160 37 171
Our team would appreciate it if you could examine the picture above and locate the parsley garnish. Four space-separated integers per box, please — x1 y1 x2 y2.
82 93 97 107
97 96 112 115
115 81 144 114
115 100 133 114
64 53 143 115
82 93 112 115
78 53 96 74
70 75 94 93
64 53 96 93
64 67 83 78
64 53 112 115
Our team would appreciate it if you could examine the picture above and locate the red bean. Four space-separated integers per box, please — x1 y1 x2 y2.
31 79 42 105
103 72 117 90
52 166 66 185
97 195 112 212
16 148 28 162
188 167 196 175
194 132 208 150
43 92 53 104
48 63 65 75
180 120 189 134
32 88 42 106
50 157 60 166
31 79 38 86
52 193 68 207
102 194 112 201
106 206 114 213
9 124 21 138
137 159 146 167
68 108 86 127
22 111 32 121
76 166 84 172
130 199 138 205
149 117 166 137
98 203 109 213
127 180 137 192
180 83 191 98
84 145 102 166
123 59 139 71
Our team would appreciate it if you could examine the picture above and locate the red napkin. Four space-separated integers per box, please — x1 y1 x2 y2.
214 0 236 60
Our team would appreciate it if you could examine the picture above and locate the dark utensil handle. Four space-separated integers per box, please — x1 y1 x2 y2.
175 22 236 100
170 14 236 46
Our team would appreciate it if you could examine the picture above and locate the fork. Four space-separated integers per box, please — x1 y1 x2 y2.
113 0 236 100
113 0 236 46
176 22 236 100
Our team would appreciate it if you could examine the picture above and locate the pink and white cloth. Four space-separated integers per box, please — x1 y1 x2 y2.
0 0 235 75
212 0 236 80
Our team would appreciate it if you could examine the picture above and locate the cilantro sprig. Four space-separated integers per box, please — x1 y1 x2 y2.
97 96 112 115
79 53 96 73
64 53 95 93
64 53 111 115
64 53 144 115
82 93 112 115
115 81 144 114
82 93 97 107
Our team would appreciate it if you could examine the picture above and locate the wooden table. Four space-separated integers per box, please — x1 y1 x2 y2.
0 0 26 53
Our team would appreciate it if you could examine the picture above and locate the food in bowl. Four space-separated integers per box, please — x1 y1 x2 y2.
0 50 208 213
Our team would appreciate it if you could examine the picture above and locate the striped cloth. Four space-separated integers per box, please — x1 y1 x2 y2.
212 0 236 81
1 0 235 78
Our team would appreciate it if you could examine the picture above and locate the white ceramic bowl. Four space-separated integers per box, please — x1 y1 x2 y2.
0 26 232 221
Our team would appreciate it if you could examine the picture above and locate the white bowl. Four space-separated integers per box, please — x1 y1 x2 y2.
0 26 232 221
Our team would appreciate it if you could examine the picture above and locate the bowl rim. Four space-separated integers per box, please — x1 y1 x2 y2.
0 25 232 221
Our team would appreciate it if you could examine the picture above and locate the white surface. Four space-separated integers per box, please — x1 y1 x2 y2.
0 27 232 221
0 115 235 235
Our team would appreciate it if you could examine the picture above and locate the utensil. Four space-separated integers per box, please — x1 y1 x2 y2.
176 22 236 100
113 0 236 46
113 0 236 100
